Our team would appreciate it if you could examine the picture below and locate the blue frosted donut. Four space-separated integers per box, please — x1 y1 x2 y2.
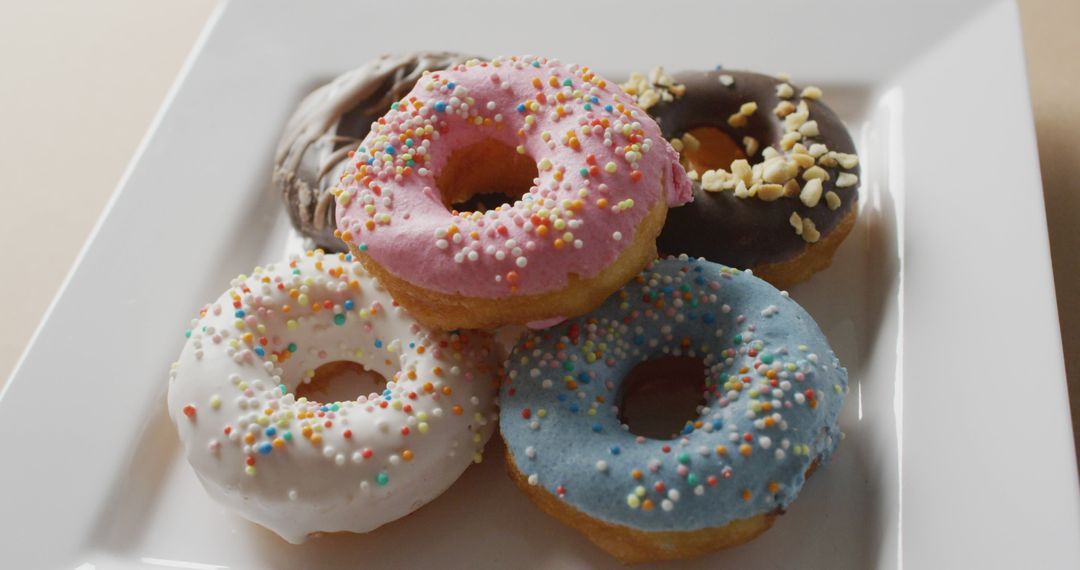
500 256 847 563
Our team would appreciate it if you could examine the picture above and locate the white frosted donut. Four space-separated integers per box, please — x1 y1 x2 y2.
168 250 499 543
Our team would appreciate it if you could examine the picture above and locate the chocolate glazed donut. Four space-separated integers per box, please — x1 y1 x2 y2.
628 69 861 289
273 52 475 251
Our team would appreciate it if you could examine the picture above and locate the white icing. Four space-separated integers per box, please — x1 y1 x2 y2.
168 252 498 542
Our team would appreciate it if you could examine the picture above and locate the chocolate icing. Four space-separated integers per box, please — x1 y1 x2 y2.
273 52 474 251
649 70 860 269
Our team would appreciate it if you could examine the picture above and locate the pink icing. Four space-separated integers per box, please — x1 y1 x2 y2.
335 56 691 298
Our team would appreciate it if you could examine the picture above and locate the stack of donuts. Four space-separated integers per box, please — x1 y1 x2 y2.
169 54 856 563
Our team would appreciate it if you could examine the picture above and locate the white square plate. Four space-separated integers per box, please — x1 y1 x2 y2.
2 1 1078 568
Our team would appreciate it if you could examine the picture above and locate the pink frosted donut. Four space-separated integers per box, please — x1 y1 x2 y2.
333 55 691 329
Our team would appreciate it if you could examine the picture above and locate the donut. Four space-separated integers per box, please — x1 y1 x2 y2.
500 256 847 563
167 250 499 543
623 69 861 289
333 56 692 330
274 52 473 252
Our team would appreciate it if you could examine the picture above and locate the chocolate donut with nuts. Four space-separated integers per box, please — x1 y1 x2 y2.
273 52 475 251
623 69 860 289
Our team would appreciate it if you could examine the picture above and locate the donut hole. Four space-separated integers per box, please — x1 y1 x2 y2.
294 361 388 404
616 356 708 440
680 126 747 176
451 191 521 214
435 139 538 214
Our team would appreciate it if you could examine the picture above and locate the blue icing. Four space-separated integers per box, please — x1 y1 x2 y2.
500 257 847 532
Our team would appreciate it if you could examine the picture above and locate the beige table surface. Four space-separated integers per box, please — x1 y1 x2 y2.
2 0 1079 463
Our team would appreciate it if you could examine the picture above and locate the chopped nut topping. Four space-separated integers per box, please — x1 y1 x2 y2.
734 179 750 198
780 131 802 150
649 66 670 86
623 71 646 95
798 120 820 137
784 110 809 132
800 178 824 207
825 191 842 210
783 179 801 198
681 132 701 152
687 169 700 181
743 136 760 157
763 158 798 183
790 212 804 234
659 69 854 211
638 89 660 110
836 172 859 188
817 153 839 167
774 100 796 117
701 169 730 192
724 96 759 130
801 86 823 100
791 153 815 169
776 72 792 82
835 152 860 169
803 166 830 181
756 183 785 201
731 159 753 186
786 158 803 179
801 218 821 243
621 67 685 108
